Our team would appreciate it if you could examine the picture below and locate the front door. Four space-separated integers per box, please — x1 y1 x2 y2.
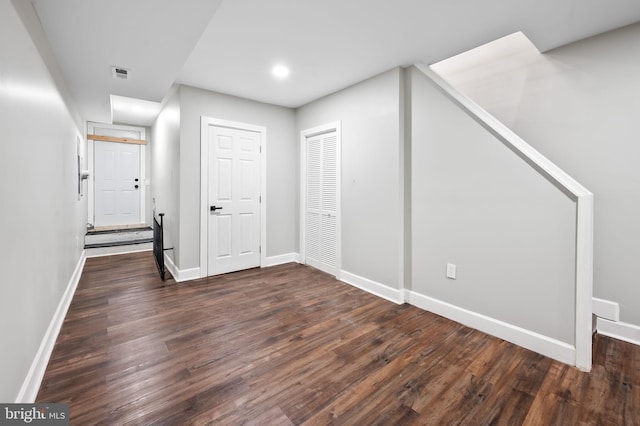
94 141 141 227
207 125 261 275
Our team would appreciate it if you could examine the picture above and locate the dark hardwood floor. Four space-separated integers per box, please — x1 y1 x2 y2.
37 251 639 425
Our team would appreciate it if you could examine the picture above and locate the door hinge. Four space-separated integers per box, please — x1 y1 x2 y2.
259 195 262 203
259 145 262 153
259 245 262 253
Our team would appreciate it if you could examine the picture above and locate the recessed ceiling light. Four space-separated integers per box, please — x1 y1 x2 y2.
272 65 290 79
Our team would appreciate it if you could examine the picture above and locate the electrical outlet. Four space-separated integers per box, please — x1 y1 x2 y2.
446 263 457 279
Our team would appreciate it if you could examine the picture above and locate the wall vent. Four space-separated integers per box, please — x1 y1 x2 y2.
111 66 130 80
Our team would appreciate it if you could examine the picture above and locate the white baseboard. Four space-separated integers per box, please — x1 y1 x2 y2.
592 297 619 321
15 250 87 403
164 253 178 280
405 291 576 366
263 253 300 267
164 253 200 282
340 271 404 304
597 318 640 346
169 252 301 283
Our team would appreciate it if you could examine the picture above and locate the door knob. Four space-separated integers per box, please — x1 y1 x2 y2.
134 185 139 189
210 206 223 212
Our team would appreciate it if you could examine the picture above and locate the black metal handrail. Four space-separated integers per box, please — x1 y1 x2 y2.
153 213 172 280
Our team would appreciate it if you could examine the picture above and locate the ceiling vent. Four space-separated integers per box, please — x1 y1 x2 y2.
111 66 130 80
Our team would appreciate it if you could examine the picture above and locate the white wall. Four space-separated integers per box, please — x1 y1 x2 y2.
151 86 181 263
408 66 577 344
433 23 640 327
177 86 298 269
0 1 86 401
297 68 403 290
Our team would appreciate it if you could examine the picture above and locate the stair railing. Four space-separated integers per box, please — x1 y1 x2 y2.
153 213 173 281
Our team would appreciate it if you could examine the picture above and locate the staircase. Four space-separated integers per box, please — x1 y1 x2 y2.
85 226 153 252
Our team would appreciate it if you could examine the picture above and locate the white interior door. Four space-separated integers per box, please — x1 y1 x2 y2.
94 141 141 227
305 129 339 276
207 125 261 275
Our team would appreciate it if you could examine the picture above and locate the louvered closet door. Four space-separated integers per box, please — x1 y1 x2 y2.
305 131 338 276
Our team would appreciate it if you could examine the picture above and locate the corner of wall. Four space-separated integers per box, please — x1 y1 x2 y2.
401 66 412 292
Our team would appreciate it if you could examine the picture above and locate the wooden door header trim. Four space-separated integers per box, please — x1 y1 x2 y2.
87 134 146 145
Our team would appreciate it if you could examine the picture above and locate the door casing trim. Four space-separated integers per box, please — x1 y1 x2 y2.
200 116 267 277
87 122 146 227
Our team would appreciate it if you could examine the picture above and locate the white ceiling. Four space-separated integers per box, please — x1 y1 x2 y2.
30 0 222 124
29 0 640 125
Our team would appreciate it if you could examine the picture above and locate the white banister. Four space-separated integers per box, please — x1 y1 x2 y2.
415 62 594 371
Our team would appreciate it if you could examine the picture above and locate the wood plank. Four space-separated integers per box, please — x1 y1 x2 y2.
36 252 640 425
87 134 146 145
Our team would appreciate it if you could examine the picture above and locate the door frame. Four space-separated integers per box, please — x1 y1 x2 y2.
200 116 267 277
87 122 146 227
300 121 342 277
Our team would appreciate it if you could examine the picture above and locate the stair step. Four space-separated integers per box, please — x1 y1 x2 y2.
85 227 153 247
84 242 153 257
84 238 153 249
87 226 150 235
